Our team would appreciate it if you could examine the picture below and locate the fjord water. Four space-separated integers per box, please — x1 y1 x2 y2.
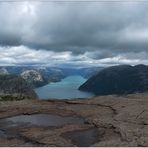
35 75 94 100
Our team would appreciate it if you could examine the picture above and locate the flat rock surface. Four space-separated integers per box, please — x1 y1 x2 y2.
0 93 148 146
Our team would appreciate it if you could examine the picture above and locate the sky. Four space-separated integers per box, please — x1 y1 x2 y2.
1 0 148 67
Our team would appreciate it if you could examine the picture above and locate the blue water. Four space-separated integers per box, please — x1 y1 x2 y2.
35 75 94 100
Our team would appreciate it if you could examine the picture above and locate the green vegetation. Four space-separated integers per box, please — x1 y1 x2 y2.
0 95 35 101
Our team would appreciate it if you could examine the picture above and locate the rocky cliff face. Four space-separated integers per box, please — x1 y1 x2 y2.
79 64 148 95
0 75 37 99
20 70 47 88
38 67 65 83
20 68 65 88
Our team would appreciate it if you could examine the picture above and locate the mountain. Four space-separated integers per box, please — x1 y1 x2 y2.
2 66 29 75
0 66 104 88
0 75 37 100
20 70 47 88
0 68 9 75
38 67 65 83
0 66 104 89
21 68 65 88
59 67 104 78
0 66 66 88
79 64 148 95
80 67 104 78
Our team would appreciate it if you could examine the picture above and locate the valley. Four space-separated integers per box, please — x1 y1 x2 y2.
0 66 102 100
35 75 94 99
0 1 148 147
1 64 148 147
0 66 103 88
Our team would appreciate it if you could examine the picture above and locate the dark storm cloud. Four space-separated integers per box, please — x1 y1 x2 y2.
0 2 148 51
1 1 148 66
26 2 148 54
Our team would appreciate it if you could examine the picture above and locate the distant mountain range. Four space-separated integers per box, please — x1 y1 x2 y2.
59 67 104 78
2 64 148 99
79 64 148 95
0 66 66 88
0 66 104 88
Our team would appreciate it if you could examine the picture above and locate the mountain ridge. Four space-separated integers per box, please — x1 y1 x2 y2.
79 64 148 95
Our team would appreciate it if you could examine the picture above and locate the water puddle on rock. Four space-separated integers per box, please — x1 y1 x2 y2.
0 114 84 127
62 128 102 147
0 130 6 138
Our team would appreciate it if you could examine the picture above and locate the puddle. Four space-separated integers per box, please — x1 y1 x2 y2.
62 128 101 147
0 130 7 138
0 114 84 127
0 130 6 138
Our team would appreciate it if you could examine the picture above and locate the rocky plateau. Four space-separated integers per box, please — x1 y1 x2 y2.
0 93 148 146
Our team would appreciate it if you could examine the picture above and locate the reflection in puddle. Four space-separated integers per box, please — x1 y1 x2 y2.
0 114 84 127
62 128 101 147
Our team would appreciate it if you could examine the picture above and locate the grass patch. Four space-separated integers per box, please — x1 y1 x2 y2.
0 95 35 101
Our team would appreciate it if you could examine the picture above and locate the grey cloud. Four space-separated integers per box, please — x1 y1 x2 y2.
0 2 148 66
0 2 148 51
1 45 148 67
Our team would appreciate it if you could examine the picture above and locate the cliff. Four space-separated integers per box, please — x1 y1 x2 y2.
0 75 37 100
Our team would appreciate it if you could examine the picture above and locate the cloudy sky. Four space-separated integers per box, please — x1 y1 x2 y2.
0 0 148 67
